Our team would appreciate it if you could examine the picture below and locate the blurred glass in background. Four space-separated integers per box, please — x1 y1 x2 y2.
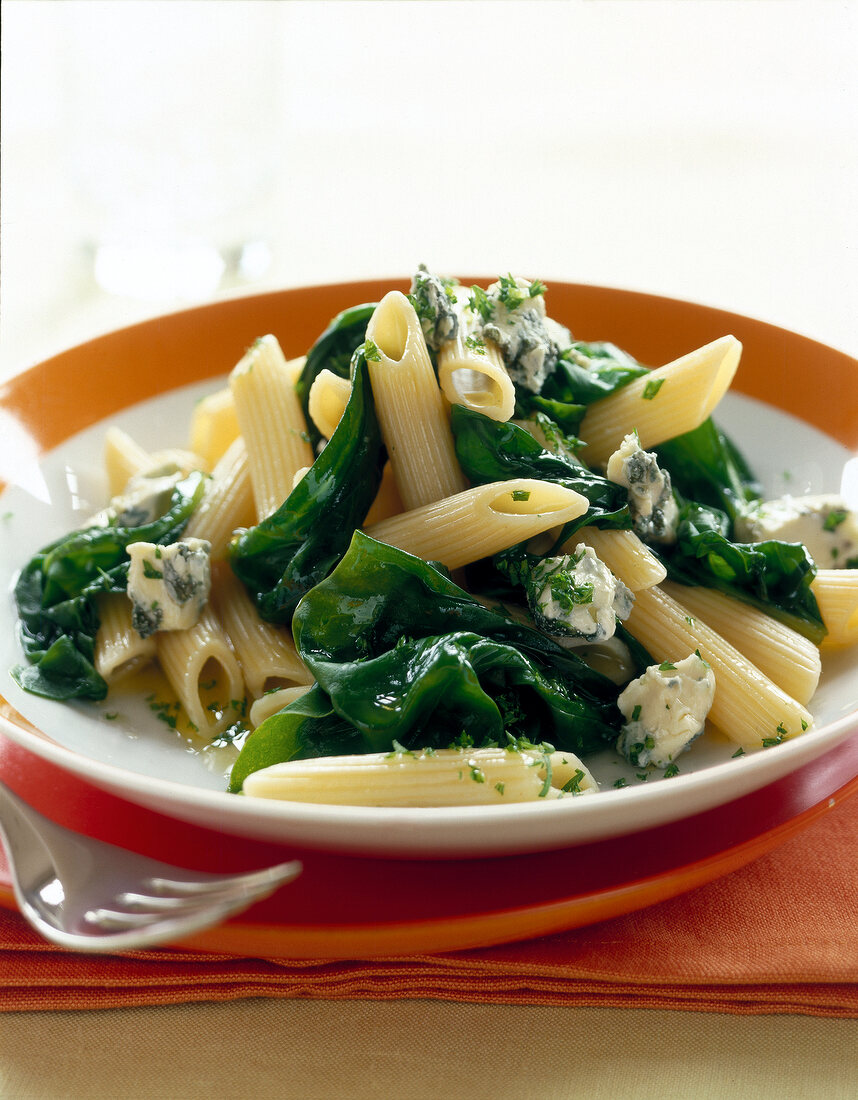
2 1 856 378
62 3 279 301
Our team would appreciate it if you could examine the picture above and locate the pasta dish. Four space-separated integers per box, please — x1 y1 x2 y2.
10 270 858 808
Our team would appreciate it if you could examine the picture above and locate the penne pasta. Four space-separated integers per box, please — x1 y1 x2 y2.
156 604 245 737
94 592 157 682
242 746 598 806
662 580 821 705
363 461 405 526
812 569 858 648
104 427 152 494
437 293 516 421
624 584 813 748
183 436 255 558
212 565 314 699
13 267 853 812
249 685 313 729
229 334 314 520
366 479 589 570
578 335 742 466
565 527 667 591
189 386 240 468
366 291 468 509
308 369 352 440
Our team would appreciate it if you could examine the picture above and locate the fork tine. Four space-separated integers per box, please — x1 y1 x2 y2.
144 860 301 898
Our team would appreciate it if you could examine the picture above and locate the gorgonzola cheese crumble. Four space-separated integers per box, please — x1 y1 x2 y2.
606 432 679 545
525 544 634 642
734 493 858 569
409 265 459 351
109 471 183 528
616 652 716 769
476 276 570 393
127 538 212 638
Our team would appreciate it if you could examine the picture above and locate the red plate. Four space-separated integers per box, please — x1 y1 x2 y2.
2 730 857 958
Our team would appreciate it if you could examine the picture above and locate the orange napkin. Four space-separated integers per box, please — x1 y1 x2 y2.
2 786 857 1016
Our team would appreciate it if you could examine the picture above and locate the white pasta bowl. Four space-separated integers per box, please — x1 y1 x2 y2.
1 279 857 858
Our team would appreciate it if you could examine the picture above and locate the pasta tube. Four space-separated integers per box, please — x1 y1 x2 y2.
812 569 858 648
156 604 245 737
578 335 742 466
94 593 156 682
437 294 516 421
212 566 314 699
183 436 255 558
366 479 588 570
565 527 667 591
662 581 821 705
241 746 598 805
308 369 352 440
366 291 468 509
189 386 240 467
229 334 314 520
625 584 813 748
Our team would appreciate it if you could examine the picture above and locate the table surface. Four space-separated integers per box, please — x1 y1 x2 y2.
2 2 857 1096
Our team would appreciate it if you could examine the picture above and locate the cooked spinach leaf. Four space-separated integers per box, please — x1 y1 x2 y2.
655 418 762 525
451 404 630 536
230 348 385 624
12 472 206 700
663 499 825 643
294 302 376 448
543 341 647 406
229 531 621 789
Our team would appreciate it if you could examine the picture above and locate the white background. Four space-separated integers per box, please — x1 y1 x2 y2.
2 0 857 381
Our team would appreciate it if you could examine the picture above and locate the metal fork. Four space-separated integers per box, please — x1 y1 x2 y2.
0 779 301 952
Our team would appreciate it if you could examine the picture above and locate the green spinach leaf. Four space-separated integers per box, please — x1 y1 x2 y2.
12 472 206 700
230 348 385 624
294 302 376 448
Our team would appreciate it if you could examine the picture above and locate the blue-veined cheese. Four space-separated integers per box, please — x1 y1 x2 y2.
606 432 679 545
110 471 183 528
616 652 715 769
525 545 634 642
126 538 212 638
478 277 569 393
734 494 858 569
409 265 459 351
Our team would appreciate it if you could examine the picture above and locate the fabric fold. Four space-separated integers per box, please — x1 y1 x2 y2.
2 785 857 1016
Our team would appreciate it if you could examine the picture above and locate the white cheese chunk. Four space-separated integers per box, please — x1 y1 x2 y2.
734 494 858 569
110 471 183 528
409 265 459 350
126 538 212 638
478 277 566 393
606 432 679 545
526 545 634 642
616 652 715 769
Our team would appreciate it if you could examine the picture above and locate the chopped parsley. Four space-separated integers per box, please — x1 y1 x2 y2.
642 378 665 400
495 273 546 312
561 768 586 794
467 285 494 322
823 508 848 531
465 334 486 355
732 747 745 758
548 572 594 610
511 489 531 502
363 339 382 363
663 762 680 778
142 559 163 580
